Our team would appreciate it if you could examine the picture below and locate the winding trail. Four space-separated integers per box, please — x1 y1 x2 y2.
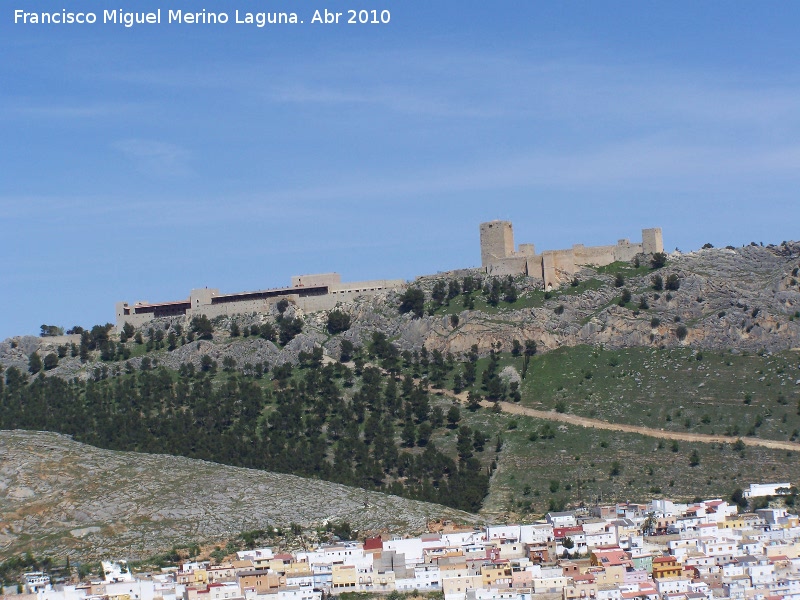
480 399 800 452
350 358 800 453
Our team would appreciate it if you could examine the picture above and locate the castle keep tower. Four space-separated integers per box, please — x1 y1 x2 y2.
480 221 515 267
642 227 664 255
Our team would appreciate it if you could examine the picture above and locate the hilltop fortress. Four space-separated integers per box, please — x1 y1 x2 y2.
115 273 404 329
115 221 663 329
480 221 663 288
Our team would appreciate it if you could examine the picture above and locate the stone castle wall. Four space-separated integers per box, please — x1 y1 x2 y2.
117 276 404 330
480 220 663 288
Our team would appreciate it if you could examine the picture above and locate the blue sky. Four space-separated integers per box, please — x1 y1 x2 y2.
2 1 800 339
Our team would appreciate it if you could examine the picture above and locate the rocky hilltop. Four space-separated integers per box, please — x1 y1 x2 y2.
402 244 800 355
4 243 799 377
0 430 479 562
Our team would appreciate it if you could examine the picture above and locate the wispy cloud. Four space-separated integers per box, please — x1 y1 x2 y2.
89 48 800 133
1 101 141 120
113 139 191 178
266 84 513 118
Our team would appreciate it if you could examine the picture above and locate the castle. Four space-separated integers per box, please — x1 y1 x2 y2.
115 273 404 329
480 221 663 288
115 222 664 329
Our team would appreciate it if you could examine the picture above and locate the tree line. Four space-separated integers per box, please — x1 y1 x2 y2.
1 345 490 513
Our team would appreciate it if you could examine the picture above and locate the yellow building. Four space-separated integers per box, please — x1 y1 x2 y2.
481 564 513 588
331 565 358 590
283 562 312 577
720 516 746 530
177 570 208 585
652 557 682 580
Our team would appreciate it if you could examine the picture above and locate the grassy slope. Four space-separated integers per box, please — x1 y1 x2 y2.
440 345 800 517
476 411 799 517
464 346 800 442
526 346 800 441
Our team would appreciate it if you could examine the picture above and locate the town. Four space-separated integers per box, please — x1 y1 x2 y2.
9 484 800 600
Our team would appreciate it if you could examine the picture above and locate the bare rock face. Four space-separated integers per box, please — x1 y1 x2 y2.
387 244 800 358
0 430 480 562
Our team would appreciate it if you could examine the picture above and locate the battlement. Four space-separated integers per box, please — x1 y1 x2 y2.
479 221 663 288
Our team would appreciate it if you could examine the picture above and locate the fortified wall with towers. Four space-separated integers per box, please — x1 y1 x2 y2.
480 221 664 288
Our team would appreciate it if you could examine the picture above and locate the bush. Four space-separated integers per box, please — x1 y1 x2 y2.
279 317 303 345
28 352 43 374
326 310 351 334
665 274 680 291
651 274 663 291
259 323 277 342
651 252 667 268
650 252 667 269
399 288 425 318
675 325 688 340
43 353 59 370
190 315 214 340
731 488 748 510
337 340 354 363
200 354 216 373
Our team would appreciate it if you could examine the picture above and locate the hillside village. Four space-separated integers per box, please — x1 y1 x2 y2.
8 486 800 600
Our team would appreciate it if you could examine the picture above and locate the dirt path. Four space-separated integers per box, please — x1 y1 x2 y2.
351 359 800 453
481 399 800 452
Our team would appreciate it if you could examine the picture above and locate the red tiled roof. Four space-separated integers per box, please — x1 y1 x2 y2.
769 555 789 562
364 537 383 551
